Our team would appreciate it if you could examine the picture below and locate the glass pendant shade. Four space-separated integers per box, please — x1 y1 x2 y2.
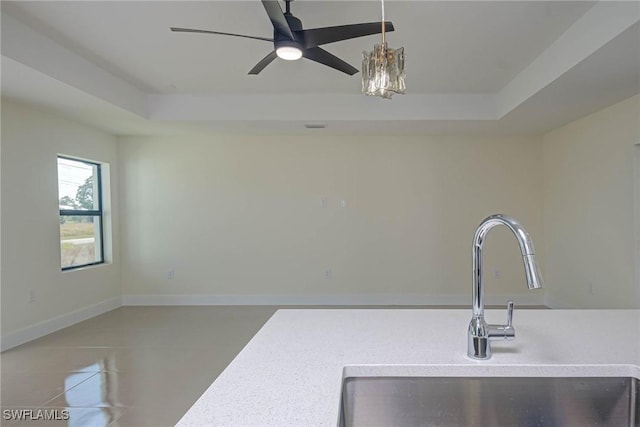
362 43 406 99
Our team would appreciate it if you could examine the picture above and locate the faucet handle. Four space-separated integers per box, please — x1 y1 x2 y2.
488 300 516 341
503 300 515 341
506 300 514 327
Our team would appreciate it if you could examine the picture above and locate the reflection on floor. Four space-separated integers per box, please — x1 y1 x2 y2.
1 305 545 426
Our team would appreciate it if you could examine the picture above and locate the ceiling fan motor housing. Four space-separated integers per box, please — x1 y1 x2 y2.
283 14 303 32
275 14 303 58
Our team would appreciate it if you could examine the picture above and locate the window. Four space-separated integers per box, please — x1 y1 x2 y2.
57 156 104 270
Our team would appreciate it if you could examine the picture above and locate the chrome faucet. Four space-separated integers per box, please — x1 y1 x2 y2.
467 214 543 359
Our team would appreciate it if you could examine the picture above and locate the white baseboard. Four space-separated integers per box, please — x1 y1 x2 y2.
0 296 122 352
122 292 547 307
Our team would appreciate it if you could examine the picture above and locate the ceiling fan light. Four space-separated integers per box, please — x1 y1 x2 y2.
276 46 302 61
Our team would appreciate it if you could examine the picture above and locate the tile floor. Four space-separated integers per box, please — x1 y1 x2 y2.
1 304 544 426
1 306 278 427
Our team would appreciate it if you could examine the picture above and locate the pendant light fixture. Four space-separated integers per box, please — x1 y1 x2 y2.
362 0 406 99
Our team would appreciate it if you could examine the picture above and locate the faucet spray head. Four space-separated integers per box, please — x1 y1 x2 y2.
523 254 543 289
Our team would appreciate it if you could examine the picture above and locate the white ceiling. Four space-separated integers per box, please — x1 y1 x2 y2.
1 1 639 135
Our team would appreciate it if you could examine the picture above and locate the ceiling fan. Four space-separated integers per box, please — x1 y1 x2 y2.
171 0 394 76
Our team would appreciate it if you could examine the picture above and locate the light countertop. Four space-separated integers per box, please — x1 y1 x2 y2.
176 309 640 426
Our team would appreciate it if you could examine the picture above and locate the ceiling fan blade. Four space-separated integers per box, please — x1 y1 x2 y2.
300 22 394 48
261 0 294 40
302 47 359 75
248 51 278 75
171 28 273 42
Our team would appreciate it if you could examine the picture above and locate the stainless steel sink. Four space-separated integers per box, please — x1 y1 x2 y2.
339 376 639 426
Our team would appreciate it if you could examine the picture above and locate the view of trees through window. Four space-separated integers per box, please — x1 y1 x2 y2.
59 176 94 210
57 157 103 269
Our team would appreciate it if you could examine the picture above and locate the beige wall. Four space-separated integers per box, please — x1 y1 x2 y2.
2 92 637 349
543 94 640 308
1 100 121 339
119 134 544 304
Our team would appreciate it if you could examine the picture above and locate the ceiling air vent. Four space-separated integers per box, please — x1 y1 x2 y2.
304 124 327 129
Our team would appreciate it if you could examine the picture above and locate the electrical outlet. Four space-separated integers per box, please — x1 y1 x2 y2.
320 197 328 208
493 269 501 280
340 199 348 208
28 289 37 303
167 269 175 280
324 269 332 279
